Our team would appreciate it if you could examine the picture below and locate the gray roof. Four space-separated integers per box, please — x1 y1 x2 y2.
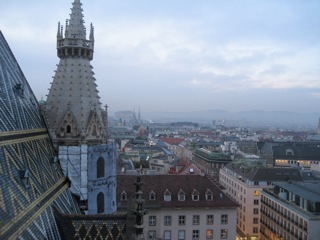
225 160 303 181
273 144 320 160
274 181 320 202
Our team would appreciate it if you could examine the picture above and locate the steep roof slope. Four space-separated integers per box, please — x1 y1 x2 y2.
0 31 80 239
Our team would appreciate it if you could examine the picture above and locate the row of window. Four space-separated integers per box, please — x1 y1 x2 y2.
148 229 228 240
276 159 319 165
149 214 228 226
121 188 215 201
261 195 308 230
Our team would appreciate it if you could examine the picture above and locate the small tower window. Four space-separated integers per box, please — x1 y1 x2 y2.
97 157 105 178
121 191 127 200
97 192 104 214
66 125 71 133
92 125 97 136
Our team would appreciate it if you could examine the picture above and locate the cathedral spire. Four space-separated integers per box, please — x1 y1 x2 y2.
56 0 94 60
67 0 86 39
47 0 103 145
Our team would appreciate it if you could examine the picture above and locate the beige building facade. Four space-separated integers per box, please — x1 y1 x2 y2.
219 159 303 240
117 174 238 240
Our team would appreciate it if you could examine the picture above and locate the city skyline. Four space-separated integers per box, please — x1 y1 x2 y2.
1 0 319 114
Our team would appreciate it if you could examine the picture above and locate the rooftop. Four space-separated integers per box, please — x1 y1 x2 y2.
117 175 238 209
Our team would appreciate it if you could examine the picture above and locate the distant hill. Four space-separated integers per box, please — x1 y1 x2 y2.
141 109 319 129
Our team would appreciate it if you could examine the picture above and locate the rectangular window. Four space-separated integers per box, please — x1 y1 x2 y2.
206 229 213 239
253 227 259 233
253 208 259 214
164 216 172 226
254 199 259 205
164 194 171 201
149 192 156 200
178 194 185 201
220 229 228 239
178 230 185 240
164 230 171 240
206 193 213 200
221 214 228 224
148 231 156 239
253 190 260 196
149 216 156 226
207 215 214 225
193 215 200 225
253 218 259 224
192 194 199 201
192 230 199 240
179 215 186 225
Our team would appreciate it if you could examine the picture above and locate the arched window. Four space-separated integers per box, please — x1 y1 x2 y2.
66 125 71 133
97 157 105 178
97 192 104 214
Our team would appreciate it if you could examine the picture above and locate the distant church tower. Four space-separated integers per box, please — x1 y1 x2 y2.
45 0 116 214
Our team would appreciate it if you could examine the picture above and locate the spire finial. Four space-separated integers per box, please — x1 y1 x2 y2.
57 22 61 38
89 23 94 42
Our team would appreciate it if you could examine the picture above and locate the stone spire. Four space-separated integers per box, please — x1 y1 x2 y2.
56 0 94 60
45 0 106 146
66 0 87 39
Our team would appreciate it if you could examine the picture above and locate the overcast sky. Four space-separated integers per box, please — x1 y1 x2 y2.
1 0 319 114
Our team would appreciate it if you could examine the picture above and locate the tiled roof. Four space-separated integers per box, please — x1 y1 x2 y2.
53 206 128 239
117 175 238 209
273 144 320 160
159 137 185 145
0 31 80 239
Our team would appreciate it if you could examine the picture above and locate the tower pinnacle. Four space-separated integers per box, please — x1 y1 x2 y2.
56 0 94 60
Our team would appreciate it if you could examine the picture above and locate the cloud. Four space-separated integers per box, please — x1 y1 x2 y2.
1 0 319 113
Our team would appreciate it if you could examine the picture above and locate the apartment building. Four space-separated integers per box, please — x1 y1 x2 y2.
219 159 302 240
273 144 320 169
117 174 238 240
193 148 232 177
260 181 320 240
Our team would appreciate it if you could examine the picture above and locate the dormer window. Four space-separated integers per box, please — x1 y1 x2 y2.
19 169 30 188
121 191 127 200
149 191 156 201
206 189 213 201
178 189 186 201
192 189 200 201
286 149 294 156
164 188 172 201
14 83 24 97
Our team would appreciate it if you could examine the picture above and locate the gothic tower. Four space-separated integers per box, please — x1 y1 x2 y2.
45 0 116 214
46 0 105 145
